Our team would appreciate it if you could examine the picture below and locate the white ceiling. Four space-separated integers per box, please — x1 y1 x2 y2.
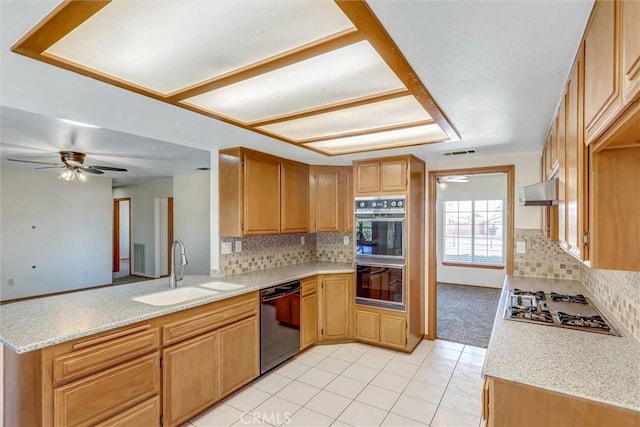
0 0 594 169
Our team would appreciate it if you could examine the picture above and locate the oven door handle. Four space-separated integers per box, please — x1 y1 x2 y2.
357 262 406 269
355 217 405 222
262 288 300 302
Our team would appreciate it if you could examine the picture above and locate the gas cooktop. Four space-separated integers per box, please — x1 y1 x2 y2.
504 288 619 336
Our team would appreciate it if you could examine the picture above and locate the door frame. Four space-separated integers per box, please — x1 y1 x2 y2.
112 197 131 273
426 165 514 340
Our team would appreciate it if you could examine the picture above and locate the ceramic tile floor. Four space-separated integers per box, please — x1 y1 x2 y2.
185 340 486 427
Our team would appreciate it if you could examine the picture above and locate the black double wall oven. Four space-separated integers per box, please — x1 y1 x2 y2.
355 196 406 312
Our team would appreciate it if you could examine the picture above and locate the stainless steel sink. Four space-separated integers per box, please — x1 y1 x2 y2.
132 287 218 306
199 282 245 291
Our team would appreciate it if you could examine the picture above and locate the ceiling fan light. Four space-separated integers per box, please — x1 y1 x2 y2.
76 170 89 183
58 169 76 182
436 178 448 191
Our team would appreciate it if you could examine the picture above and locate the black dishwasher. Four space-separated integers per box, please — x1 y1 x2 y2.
260 280 301 374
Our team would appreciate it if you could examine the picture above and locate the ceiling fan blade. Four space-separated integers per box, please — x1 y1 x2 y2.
81 167 104 175
35 166 63 170
88 165 128 172
7 158 61 166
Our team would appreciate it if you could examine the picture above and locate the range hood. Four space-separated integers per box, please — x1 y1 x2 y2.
519 178 559 206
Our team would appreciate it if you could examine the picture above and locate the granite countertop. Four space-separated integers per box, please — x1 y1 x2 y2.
483 275 640 412
0 261 353 354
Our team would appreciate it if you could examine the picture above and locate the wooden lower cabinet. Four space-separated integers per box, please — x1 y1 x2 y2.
219 316 260 397
318 274 353 341
163 332 219 426
355 307 407 351
482 376 640 427
54 352 161 427
3 292 260 427
300 277 318 350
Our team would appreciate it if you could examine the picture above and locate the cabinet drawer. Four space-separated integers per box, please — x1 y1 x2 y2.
54 353 160 427
54 326 160 385
163 298 257 346
301 277 317 296
95 396 160 427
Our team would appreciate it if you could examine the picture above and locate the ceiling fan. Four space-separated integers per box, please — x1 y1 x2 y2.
7 151 128 182
437 175 469 190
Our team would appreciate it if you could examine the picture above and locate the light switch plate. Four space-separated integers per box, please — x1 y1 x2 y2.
221 242 232 254
343 235 350 245
301 236 305 245
516 241 526 253
235 241 242 252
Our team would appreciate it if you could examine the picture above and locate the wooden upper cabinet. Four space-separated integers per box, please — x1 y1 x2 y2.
355 161 381 193
244 153 281 235
309 166 341 232
280 161 309 234
354 157 408 195
621 0 640 104
563 50 588 262
584 0 623 144
343 167 354 233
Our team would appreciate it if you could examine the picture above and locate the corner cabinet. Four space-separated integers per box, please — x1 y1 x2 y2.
353 158 407 195
219 147 308 236
308 165 353 233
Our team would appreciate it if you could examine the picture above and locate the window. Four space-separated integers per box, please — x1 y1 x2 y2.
443 200 504 266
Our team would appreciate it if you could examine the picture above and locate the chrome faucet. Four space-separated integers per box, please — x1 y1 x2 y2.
169 239 189 288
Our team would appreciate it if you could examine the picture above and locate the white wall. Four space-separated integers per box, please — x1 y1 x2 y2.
112 180 173 277
118 200 129 258
1 169 113 300
436 174 507 288
174 172 211 275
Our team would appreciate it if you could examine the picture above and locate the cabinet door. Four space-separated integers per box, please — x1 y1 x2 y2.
355 161 380 193
355 310 379 344
379 314 406 350
281 162 309 233
343 167 354 232
557 95 567 246
564 53 587 261
300 293 318 350
219 316 260 398
584 0 622 144
244 154 280 235
320 275 352 340
312 168 341 232
163 332 218 427
621 0 640 104
380 160 407 192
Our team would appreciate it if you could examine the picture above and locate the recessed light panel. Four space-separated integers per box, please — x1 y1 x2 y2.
183 41 405 123
45 1 354 94
259 96 432 141
305 124 449 155
15 1 458 155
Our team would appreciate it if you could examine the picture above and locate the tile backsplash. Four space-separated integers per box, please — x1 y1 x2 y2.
514 228 640 341
219 232 353 276
513 229 581 280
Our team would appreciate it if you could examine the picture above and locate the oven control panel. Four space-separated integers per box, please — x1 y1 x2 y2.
355 196 406 214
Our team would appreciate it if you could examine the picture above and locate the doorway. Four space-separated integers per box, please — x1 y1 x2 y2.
112 198 131 278
427 165 515 345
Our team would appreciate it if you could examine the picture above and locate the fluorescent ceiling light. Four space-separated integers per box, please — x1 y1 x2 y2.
14 1 459 155
59 118 101 129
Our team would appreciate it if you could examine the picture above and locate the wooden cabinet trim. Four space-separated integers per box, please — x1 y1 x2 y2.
301 276 317 296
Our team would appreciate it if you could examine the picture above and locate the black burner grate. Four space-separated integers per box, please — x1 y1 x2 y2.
550 292 588 304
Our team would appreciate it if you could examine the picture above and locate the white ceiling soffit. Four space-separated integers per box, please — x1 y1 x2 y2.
12 0 458 156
